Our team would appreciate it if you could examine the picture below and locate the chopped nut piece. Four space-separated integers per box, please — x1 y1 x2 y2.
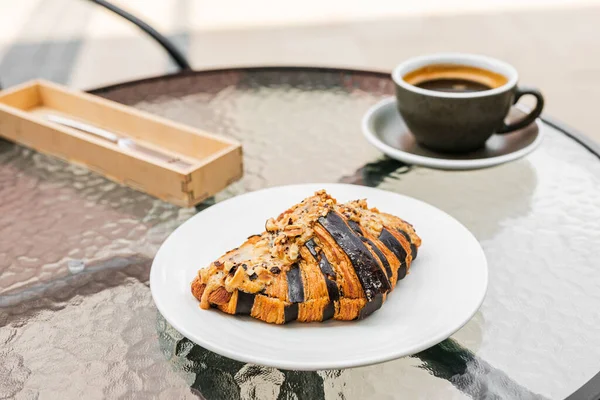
288 243 299 260
284 224 303 237
265 218 277 232
270 246 279 258
199 268 210 281
191 279 206 300
223 261 235 272
255 239 269 249
208 287 231 305
274 234 287 246
224 266 246 291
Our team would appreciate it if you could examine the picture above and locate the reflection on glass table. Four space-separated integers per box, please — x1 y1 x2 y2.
1 67 599 400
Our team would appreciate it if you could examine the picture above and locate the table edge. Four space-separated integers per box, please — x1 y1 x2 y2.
87 66 600 161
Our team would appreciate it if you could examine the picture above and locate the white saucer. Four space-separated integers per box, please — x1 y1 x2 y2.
150 183 488 370
362 97 543 170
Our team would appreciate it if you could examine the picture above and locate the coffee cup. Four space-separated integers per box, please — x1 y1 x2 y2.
392 53 544 153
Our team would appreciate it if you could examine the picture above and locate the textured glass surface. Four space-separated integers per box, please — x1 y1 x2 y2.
1 68 599 400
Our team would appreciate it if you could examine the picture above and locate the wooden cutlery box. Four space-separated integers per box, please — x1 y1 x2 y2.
0 80 243 207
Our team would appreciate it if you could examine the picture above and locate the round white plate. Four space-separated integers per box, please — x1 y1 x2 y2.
150 183 488 370
362 97 544 170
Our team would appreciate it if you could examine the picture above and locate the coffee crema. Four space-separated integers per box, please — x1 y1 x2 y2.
403 64 508 93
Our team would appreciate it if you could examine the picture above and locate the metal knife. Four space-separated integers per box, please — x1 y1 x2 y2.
46 114 193 169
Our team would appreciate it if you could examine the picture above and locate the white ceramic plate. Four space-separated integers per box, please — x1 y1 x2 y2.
150 183 488 370
362 97 543 170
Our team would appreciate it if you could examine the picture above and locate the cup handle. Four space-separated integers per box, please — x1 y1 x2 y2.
496 86 545 134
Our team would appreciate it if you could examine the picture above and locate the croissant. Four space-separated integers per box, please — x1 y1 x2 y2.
191 190 421 324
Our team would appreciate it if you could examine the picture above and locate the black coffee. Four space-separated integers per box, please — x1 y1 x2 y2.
403 64 508 93
416 78 491 92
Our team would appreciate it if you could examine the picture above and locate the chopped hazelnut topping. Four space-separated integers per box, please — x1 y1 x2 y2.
284 225 303 237
225 266 246 291
274 234 287 246
224 261 234 272
265 218 277 232
288 243 299 261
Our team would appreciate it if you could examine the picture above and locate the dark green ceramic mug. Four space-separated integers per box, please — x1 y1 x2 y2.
392 53 544 153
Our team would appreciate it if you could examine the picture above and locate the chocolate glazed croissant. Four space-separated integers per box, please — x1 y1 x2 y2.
191 190 421 324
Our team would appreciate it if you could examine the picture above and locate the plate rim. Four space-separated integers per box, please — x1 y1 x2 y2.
362 97 544 170
150 183 489 370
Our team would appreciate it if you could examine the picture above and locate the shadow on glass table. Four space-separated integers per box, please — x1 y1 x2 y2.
156 311 545 400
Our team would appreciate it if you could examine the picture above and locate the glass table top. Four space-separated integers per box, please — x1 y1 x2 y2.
1 67 599 400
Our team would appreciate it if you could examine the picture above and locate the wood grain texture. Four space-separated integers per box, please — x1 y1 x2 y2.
0 80 242 207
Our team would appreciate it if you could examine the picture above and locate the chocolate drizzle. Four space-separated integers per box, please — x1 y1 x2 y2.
365 238 393 279
284 303 299 322
347 220 393 279
318 255 336 279
305 239 319 258
358 293 384 319
235 291 255 315
306 240 340 302
318 212 390 301
398 229 418 260
378 228 408 280
286 264 305 303
322 302 335 321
